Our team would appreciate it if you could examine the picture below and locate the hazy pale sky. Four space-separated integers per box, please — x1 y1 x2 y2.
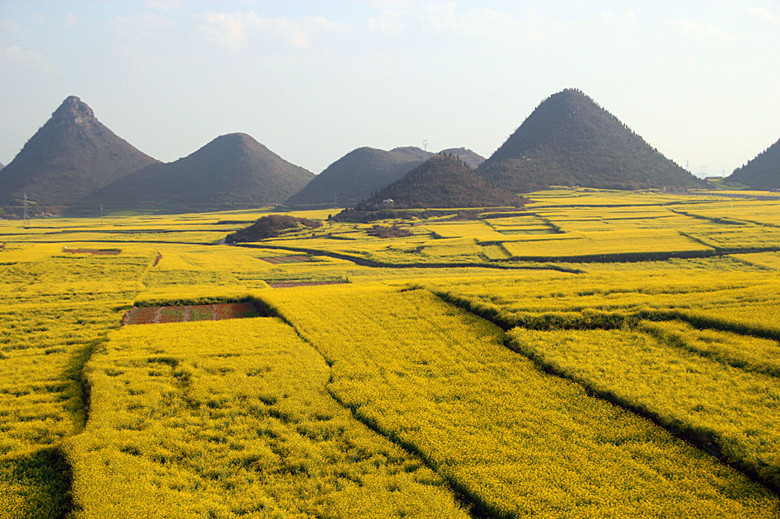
1 1 778 177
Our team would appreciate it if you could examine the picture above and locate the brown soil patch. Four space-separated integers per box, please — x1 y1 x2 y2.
123 302 260 325
259 255 312 264
63 247 121 255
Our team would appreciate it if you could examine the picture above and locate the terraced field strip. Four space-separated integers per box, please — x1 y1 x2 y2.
260 285 779 518
507 326 780 491
0 247 154 519
267 280 349 288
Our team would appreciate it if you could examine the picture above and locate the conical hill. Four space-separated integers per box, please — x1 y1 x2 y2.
0 96 159 215
727 138 780 191
354 154 520 210
76 133 314 214
283 146 433 209
478 89 703 192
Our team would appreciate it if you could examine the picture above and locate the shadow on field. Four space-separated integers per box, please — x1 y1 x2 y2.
0 448 73 519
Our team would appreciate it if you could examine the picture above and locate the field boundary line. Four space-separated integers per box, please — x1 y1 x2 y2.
428 289 780 496
234 243 583 273
256 296 496 519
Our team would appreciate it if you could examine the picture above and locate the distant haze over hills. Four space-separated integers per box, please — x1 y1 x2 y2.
283 146 433 209
283 146 485 209
354 154 519 210
726 138 780 191
76 133 313 214
0 96 159 216
479 89 704 192
6 89 777 218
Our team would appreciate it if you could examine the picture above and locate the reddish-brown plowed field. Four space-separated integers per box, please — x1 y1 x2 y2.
267 281 348 288
123 302 260 325
63 247 121 255
259 255 312 264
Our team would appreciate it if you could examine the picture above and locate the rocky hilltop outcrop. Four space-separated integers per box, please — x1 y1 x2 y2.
0 96 159 216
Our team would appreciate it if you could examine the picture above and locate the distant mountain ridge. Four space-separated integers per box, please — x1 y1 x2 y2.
76 133 314 214
726 138 780 190
0 96 159 215
4 89 733 217
479 89 704 192
354 154 519 210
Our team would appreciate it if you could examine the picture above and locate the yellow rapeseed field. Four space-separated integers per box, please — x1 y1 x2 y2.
66 318 467 519
260 285 779 517
1 187 779 517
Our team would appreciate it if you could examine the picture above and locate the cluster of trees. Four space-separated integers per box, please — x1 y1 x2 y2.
225 214 321 244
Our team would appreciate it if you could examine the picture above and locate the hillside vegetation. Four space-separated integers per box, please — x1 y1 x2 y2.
728 137 780 190
479 89 704 192
225 214 322 244
354 154 521 210
438 147 485 168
